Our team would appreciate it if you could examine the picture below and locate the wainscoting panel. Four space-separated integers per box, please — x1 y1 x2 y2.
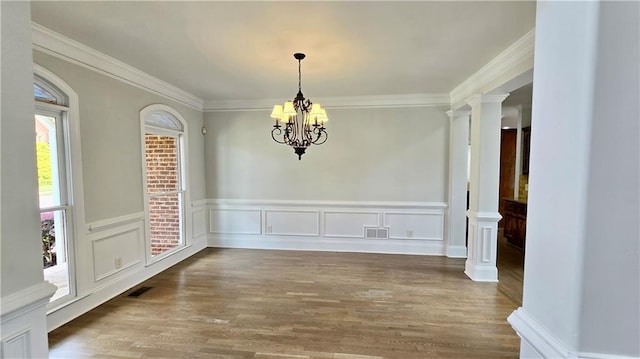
192 209 206 239
265 210 320 236
323 211 380 238
207 200 447 255
384 212 444 240
89 222 143 282
209 209 261 235
1 282 55 358
1 329 30 358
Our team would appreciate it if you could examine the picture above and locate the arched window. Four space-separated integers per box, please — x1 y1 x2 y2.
140 104 188 261
34 66 83 307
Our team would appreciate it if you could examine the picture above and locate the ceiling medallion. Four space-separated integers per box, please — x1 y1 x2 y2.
270 53 328 160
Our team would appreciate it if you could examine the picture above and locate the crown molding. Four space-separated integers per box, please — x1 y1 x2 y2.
31 22 204 111
203 93 451 112
450 28 535 110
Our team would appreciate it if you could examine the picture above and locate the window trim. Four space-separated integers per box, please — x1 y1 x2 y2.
140 104 190 265
34 64 87 315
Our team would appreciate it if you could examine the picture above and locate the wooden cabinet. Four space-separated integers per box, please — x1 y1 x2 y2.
502 199 527 250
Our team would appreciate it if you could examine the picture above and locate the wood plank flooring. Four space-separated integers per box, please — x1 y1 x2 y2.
49 236 524 359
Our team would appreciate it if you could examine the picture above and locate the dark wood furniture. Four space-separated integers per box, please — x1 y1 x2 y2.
522 127 531 175
502 198 527 250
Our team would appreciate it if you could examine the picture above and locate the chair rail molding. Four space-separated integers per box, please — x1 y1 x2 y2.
0 281 57 321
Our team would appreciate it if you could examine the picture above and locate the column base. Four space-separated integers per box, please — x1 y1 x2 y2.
465 211 501 282
465 260 498 282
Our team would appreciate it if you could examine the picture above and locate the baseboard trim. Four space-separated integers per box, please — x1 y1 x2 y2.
208 234 445 256
464 260 498 282
446 245 468 258
508 308 640 358
578 352 640 359
508 307 573 358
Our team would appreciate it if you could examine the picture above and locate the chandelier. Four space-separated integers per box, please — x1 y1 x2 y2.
270 53 328 160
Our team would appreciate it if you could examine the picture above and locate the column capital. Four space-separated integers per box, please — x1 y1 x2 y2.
466 210 503 222
446 110 471 120
466 93 510 107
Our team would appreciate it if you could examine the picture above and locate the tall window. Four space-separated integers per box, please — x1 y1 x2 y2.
34 75 76 304
141 105 187 260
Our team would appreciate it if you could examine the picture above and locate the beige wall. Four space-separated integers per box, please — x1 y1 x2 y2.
204 106 449 202
33 51 206 223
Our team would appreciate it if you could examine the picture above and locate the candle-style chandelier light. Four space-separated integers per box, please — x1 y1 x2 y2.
270 53 328 160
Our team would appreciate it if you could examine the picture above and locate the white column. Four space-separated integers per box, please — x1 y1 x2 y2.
464 94 508 282
446 110 470 258
1 2 56 358
509 1 639 358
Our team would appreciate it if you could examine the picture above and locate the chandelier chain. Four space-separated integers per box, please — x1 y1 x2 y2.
298 58 302 93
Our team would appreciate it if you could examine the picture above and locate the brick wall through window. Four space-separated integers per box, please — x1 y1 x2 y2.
145 134 181 256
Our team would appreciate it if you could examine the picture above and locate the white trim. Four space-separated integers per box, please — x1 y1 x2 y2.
34 64 86 310
450 29 535 109
204 93 450 112
383 211 445 240
509 308 640 359
208 234 445 256
0 282 57 321
264 209 321 237
508 307 575 358
90 225 143 282
578 353 639 359
209 208 262 235
322 210 381 239
1 328 32 358
191 199 209 208
140 104 191 265
464 260 498 283
32 22 204 111
206 199 447 255
467 210 503 221
466 93 510 106
208 198 448 210
86 211 145 233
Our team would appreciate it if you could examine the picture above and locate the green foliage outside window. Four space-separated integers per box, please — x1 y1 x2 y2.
36 141 52 188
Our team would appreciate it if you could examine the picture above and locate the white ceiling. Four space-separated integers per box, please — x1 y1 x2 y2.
31 1 536 103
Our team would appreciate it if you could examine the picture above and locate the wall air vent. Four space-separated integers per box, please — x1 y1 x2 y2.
365 227 389 239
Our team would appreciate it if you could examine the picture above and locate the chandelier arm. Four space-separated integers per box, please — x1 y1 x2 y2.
271 126 287 144
311 127 328 145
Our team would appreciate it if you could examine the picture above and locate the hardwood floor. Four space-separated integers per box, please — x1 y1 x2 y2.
49 239 524 359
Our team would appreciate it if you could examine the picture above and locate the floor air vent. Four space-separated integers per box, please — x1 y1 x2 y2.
365 227 389 239
127 286 153 298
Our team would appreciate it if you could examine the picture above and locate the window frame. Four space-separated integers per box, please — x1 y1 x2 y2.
140 104 190 264
34 65 87 314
